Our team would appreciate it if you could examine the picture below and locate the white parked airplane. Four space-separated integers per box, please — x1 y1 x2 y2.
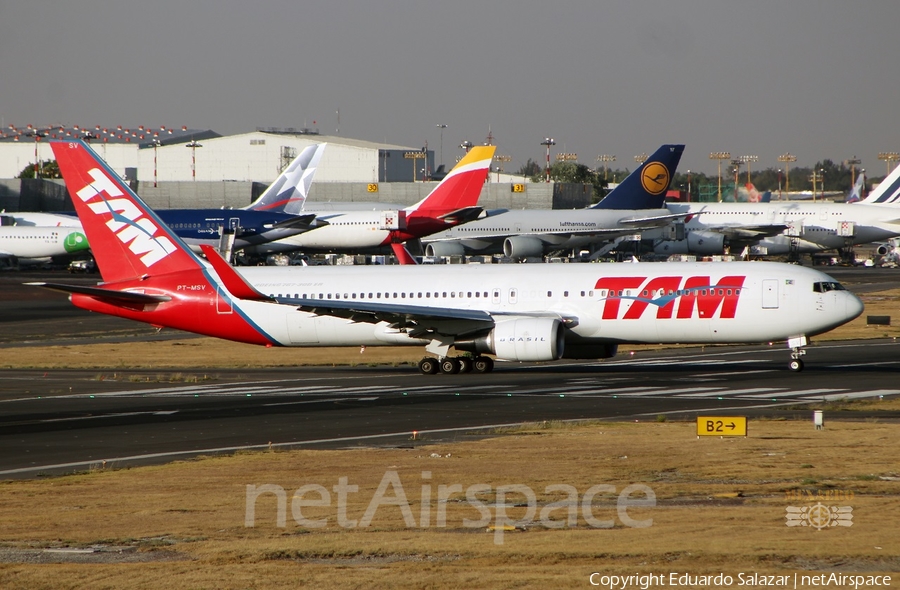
246 145 496 257
33 139 863 374
0 225 89 266
650 163 900 257
421 144 688 260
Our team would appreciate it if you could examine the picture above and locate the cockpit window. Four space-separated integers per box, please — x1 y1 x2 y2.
813 281 846 293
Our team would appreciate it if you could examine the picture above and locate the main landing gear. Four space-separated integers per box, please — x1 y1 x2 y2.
417 356 494 375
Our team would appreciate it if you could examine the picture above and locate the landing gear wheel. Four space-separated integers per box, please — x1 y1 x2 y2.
789 359 804 372
440 358 461 374
457 357 473 373
472 356 494 374
418 357 439 375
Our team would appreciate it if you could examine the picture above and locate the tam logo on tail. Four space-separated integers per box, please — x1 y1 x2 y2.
74 167 177 268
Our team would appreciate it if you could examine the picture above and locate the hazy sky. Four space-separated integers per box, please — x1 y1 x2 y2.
2 1 898 177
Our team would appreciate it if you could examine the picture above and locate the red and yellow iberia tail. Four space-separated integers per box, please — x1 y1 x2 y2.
51 140 202 283
405 145 495 218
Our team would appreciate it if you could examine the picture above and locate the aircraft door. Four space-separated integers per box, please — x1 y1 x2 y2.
762 279 779 309
229 217 241 231
216 286 234 314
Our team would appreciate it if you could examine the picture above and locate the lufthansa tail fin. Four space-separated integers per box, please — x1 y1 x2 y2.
591 144 684 210
405 145 495 218
50 140 203 283
245 143 326 215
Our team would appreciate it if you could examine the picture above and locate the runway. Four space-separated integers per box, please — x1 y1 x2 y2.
2 265 900 478
2 339 900 478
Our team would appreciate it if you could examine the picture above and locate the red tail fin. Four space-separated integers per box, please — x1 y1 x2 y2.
405 145 495 218
51 140 202 283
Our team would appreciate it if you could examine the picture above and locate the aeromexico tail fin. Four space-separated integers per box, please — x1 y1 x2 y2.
199 245 273 301
245 143 326 215
591 144 684 210
405 145 495 217
50 140 203 283
861 164 900 205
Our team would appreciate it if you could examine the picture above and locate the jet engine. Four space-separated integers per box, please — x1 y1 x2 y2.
503 236 545 260
424 242 467 257
654 231 726 255
456 318 565 362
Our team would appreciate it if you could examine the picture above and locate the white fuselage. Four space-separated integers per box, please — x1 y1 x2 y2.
0 226 88 261
652 201 900 254
217 262 861 349
423 208 672 255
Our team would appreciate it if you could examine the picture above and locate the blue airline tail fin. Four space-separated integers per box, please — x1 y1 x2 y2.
590 144 684 210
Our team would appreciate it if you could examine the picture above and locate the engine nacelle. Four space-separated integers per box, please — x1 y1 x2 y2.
424 241 467 257
457 318 564 362
562 343 618 360
876 244 891 256
654 231 725 255
503 236 545 260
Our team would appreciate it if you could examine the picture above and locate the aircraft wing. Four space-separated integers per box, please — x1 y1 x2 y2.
705 224 789 240
274 297 577 340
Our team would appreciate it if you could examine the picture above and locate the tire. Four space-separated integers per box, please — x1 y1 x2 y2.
788 359 804 372
418 357 439 375
457 357 473 373
472 356 494 373
439 358 461 374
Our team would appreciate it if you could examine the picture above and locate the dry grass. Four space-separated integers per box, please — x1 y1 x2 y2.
1 419 898 588
2 289 899 371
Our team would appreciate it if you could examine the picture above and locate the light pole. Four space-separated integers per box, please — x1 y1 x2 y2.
777 153 797 193
556 153 578 162
459 140 473 154
493 154 511 182
777 169 783 200
846 156 861 188
596 154 616 181
151 138 162 187
739 155 758 184
540 138 556 183
709 152 731 202
27 129 47 178
436 124 447 168
686 169 691 201
186 140 202 181
731 160 742 200
878 152 899 175
634 152 648 165
809 170 823 203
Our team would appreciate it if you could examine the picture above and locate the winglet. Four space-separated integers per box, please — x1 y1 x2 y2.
200 244 274 301
406 145 495 217
591 144 684 210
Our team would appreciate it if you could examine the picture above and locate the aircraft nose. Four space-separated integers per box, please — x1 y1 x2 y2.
846 292 864 322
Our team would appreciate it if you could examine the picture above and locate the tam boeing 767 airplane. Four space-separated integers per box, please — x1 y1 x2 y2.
31 140 863 374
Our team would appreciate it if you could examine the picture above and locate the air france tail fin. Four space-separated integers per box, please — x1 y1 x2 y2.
591 144 684 210
860 165 900 205
846 171 865 203
245 143 326 215
50 140 203 283
405 145 495 218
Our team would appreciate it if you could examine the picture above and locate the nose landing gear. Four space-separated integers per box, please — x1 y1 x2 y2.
788 336 807 372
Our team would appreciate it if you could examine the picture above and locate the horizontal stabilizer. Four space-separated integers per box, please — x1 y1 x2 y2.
270 213 319 230
199 245 274 301
25 282 172 304
437 206 484 224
